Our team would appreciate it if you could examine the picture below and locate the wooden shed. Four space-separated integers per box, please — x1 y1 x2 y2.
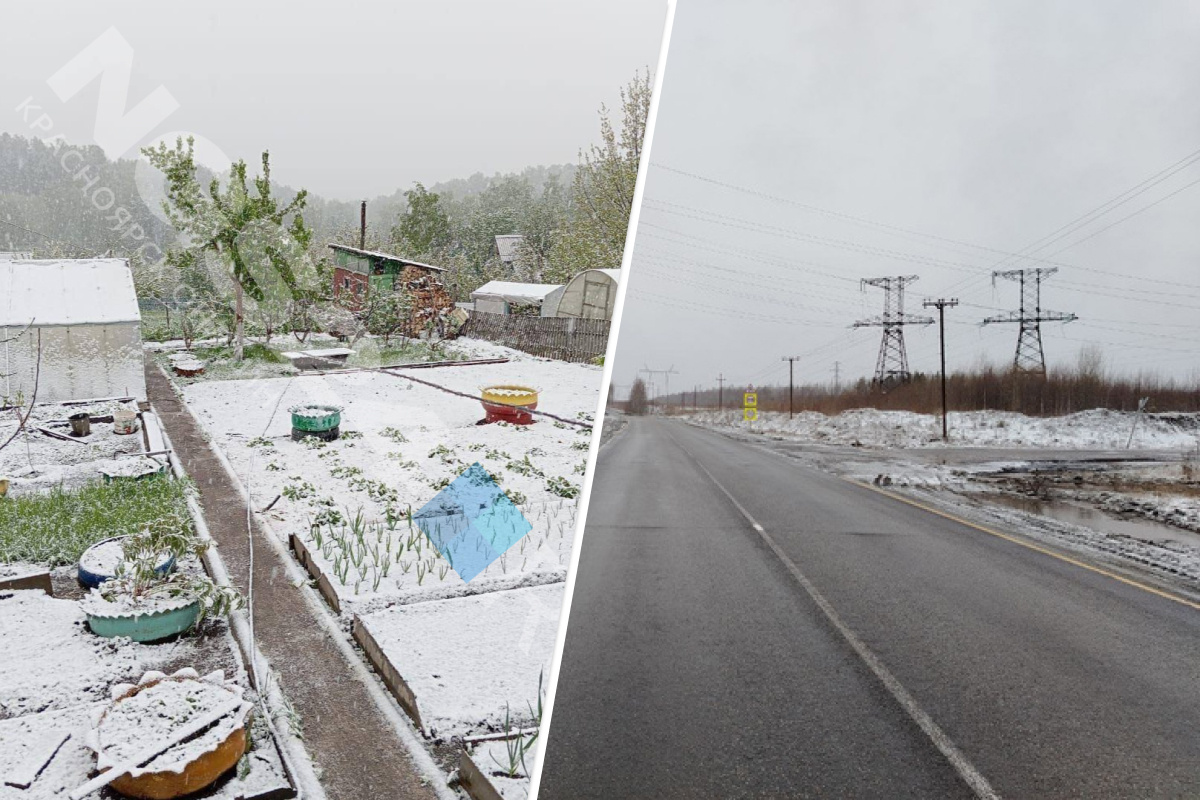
327 244 454 335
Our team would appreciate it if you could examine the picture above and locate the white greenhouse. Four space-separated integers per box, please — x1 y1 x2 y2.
546 268 621 320
1 259 146 404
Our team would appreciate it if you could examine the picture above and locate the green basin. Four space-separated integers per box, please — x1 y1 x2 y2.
289 405 342 432
86 600 201 643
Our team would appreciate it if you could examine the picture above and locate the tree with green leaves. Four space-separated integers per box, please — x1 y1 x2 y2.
549 69 652 282
394 182 452 256
142 137 316 361
364 283 414 346
513 176 569 282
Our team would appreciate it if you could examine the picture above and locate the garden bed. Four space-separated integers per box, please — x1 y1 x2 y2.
459 735 535 800
351 583 561 739
176 340 597 795
0 692 291 800
180 342 594 614
0 399 147 496
0 402 303 799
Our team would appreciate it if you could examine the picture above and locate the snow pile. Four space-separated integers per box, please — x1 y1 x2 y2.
690 408 1200 450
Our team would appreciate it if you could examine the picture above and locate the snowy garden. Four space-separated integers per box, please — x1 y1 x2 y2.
0 399 295 800
2 253 600 800
174 336 596 799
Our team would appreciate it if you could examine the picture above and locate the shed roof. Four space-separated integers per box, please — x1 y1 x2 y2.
327 243 446 273
1 258 139 327
470 280 563 304
493 235 524 262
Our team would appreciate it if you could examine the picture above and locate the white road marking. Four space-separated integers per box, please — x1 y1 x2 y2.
665 425 1002 800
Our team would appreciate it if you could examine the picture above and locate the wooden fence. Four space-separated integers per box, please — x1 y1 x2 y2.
459 311 610 363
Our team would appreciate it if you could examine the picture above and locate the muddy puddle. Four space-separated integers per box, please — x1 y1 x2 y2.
976 492 1200 551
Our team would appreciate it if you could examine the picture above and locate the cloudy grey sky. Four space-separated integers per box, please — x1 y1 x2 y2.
615 0 1200 399
3 0 667 199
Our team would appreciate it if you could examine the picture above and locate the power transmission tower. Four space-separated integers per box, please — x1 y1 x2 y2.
641 365 679 408
782 356 800 417
981 268 1077 377
832 361 841 393
853 275 933 390
923 298 958 441
716 374 726 410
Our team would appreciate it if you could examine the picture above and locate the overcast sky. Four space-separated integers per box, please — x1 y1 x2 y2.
615 0 1200 399
3 0 667 199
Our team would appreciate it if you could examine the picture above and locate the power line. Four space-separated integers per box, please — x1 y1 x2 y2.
642 202 1200 310
650 157 1200 293
0 219 52 241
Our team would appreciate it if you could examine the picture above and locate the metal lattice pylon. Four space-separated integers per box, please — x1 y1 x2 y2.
853 275 933 390
982 268 1077 377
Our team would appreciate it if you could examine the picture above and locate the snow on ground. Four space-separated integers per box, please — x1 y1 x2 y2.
183 343 596 612
689 408 1200 450
0 400 144 496
301 499 576 612
0 590 229 719
181 340 597 795
688 407 1200 586
0 591 288 798
467 738 534 799
357 583 560 738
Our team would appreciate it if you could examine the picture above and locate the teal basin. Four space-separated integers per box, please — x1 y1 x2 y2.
86 600 201 643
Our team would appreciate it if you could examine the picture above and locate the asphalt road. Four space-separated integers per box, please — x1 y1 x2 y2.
536 417 1200 799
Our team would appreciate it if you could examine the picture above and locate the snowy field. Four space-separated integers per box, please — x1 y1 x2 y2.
686 407 1200 589
688 408 1200 450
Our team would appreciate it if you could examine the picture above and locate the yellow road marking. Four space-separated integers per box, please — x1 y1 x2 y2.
850 479 1200 612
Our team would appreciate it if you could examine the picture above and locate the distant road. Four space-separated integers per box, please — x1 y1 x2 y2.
537 417 1200 799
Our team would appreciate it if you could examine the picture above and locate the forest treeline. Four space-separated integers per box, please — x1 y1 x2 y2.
645 355 1200 417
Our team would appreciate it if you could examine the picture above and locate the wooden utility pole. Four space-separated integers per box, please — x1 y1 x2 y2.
716 374 726 410
782 356 800 418
923 298 959 441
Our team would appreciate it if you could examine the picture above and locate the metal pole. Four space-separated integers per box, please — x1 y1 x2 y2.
923 298 958 441
939 308 947 440
782 356 799 418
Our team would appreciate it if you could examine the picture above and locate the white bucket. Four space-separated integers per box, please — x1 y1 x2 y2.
113 404 139 435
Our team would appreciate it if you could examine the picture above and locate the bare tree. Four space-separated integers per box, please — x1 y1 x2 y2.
0 328 41 455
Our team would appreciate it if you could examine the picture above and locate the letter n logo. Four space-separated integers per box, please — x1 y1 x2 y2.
46 27 179 157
